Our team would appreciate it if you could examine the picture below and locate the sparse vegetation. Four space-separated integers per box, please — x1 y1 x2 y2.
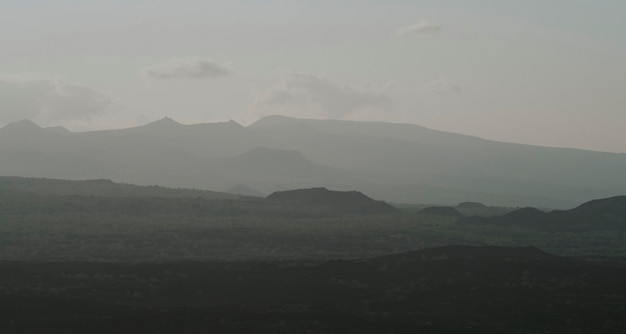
1 177 625 333
0 177 624 262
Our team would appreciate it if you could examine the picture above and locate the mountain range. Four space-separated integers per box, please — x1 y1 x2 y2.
1 116 625 208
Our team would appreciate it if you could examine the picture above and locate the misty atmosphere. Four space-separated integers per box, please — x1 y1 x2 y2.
1 1 625 333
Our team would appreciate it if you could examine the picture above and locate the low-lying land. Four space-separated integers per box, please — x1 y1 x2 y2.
2 246 625 333
1 177 625 262
2 177 626 332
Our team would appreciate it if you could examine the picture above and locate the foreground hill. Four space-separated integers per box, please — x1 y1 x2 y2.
2 116 625 207
0 177 400 220
2 246 625 333
266 187 398 215
461 195 626 231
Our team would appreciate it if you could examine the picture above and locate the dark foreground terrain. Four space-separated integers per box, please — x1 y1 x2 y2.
2 246 626 334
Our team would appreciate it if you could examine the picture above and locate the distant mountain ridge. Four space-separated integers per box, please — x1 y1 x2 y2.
1 116 625 208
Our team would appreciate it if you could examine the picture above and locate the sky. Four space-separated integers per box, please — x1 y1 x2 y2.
0 0 625 153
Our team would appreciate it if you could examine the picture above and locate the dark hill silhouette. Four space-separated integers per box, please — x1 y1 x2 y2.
565 195 626 218
418 206 463 217
266 187 397 215
453 201 514 216
456 201 487 210
461 195 626 231
0 176 234 199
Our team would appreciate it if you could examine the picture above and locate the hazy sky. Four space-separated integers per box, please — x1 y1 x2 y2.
1 0 625 152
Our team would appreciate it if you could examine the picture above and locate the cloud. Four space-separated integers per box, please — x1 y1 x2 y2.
426 78 461 95
146 58 233 79
396 20 442 36
251 73 394 120
0 76 113 125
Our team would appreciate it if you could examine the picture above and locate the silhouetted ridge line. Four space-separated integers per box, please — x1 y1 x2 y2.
266 188 397 215
460 195 626 231
0 176 235 199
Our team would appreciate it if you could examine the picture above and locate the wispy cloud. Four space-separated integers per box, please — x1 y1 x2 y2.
146 58 233 79
0 76 113 125
251 73 394 120
426 78 461 95
395 20 442 36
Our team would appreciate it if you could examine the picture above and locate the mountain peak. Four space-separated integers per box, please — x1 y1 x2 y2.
3 119 41 129
153 117 180 126
1 119 44 134
135 117 183 131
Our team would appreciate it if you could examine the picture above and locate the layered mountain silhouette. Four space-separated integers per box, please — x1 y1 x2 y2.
461 195 626 231
1 116 625 208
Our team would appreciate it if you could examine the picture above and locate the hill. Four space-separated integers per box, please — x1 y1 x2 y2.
266 187 397 215
460 195 626 231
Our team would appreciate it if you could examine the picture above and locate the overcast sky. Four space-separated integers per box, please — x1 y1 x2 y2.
1 0 624 152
